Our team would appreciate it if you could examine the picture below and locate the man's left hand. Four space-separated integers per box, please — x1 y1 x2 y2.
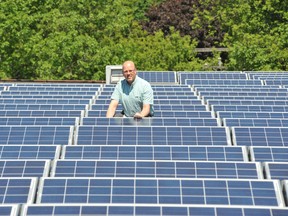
134 112 143 119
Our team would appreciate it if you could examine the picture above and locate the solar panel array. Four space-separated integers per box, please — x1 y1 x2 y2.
1 71 288 215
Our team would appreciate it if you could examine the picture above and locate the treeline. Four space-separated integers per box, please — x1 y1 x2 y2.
0 0 287 80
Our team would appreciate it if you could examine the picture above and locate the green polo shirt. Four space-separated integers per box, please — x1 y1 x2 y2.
111 76 154 117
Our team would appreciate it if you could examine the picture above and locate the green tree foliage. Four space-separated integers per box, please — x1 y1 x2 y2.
0 0 287 80
219 0 288 70
142 0 224 48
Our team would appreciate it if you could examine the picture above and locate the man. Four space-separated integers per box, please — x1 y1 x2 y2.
106 60 154 118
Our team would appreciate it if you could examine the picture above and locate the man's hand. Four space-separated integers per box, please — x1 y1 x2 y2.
134 112 143 119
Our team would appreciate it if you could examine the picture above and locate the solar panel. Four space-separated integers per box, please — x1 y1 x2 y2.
51 160 262 179
211 105 288 112
0 205 19 216
0 95 95 99
0 145 61 159
15 83 101 87
138 71 176 83
62 145 248 161
99 91 195 96
0 126 73 145
202 96 288 101
20 204 288 216
186 79 263 86
0 104 88 110
195 87 287 92
0 110 84 117
97 95 198 100
74 126 231 146
217 111 288 119
223 118 288 127
86 110 213 118
81 117 218 126
178 72 247 85
0 117 79 126
199 91 288 97
250 147 288 162
8 86 100 91
0 160 50 177
2 91 97 96
0 99 92 104
232 127 288 147
0 177 37 204
95 99 202 105
36 178 284 206
207 100 288 106
91 104 207 111
263 162 288 181
265 79 288 85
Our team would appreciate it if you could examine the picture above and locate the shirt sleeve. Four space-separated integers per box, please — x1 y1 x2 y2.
111 81 121 102
142 83 154 105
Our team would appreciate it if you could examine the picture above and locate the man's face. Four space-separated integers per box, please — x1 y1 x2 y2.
122 63 137 84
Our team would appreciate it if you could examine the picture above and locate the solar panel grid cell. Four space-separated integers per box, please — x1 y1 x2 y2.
0 110 84 117
223 118 288 127
217 111 288 119
250 147 288 162
62 145 247 161
81 117 218 126
75 126 231 146
20 204 288 216
232 127 288 147
36 178 284 206
0 160 50 177
0 126 73 145
51 160 261 179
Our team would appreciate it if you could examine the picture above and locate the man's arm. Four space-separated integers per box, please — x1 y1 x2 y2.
134 103 150 118
106 99 119 118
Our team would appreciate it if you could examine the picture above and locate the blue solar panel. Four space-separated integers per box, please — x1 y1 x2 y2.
95 99 202 105
86 110 213 118
199 91 288 97
0 177 37 204
2 91 97 95
217 111 288 119
0 95 94 99
20 204 288 216
211 105 288 112
203 96 288 101
0 126 73 145
0 160 50 177
0 110 84 117
137 71 176 83
0 99 92 104
0 117 78 126
0 104 88 110
195 87 287 92
0 205 19 216
265 79 288 85
186 79 262 86
208 100 288 106
0 145 61 159
8 86 100 91
36 178 284 206
250 147 288 162
62 145 247 161
232 127 288 147
81 117 218 126
51 160 262 179
178 72 247 85
91 104 207 111
264 162 288 181
75 126 231 146
223 118 288 127
15 83 101 87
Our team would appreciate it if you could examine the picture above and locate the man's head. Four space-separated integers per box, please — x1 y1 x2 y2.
122 60 137 85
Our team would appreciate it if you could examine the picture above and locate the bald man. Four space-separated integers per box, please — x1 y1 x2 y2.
106 61 154 118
